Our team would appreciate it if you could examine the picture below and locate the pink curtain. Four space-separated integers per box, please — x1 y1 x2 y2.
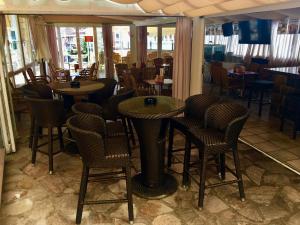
103 24 114 78
46 25 59 68
137 26 147 67
0 15 6 44
172 17 192 100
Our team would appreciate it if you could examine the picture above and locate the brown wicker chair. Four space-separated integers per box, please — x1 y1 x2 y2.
88 78 117 106
72 102 103 116
25 97 66 174
67 114 133 225
102 89 136 147
167 94 220 167
183 103 248 209
153 57 163 75
115 63 128 88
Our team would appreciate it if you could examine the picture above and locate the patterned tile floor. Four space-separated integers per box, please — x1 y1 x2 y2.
1 114 300 225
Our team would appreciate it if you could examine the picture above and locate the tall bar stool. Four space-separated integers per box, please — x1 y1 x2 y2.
167 94 220 168
67 114 134 224
183 103 249 209
26 97 66 174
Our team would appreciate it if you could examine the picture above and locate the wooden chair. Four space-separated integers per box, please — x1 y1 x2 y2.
48 62 70 82
24 68 52 84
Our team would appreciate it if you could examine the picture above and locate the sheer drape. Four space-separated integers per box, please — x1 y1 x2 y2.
29 16 51 61
46 25 59 68
136 26 147 67
102 24 114 78
205 21 300 66
172 17 192 100
0 15 6 44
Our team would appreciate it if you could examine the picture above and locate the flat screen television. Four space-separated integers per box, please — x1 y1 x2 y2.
238 19 272 44
222 22 233 36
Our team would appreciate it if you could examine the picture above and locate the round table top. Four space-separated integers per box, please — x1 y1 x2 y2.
118 96 185 119
49 80 105 96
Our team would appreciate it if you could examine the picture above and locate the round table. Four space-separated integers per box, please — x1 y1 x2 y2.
119 96 185 199
49 80 105 109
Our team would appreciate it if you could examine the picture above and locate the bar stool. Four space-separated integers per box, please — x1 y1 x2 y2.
67 114 134 224
26 97 66 174
247 80 274 116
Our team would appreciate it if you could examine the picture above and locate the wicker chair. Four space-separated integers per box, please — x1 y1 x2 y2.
24 68 52 84
22 83 54 148
25 97 66 174
88 78 117 105
102 89 136 147
115 63 128 88
67 114 134 225
72 102 103 116
153 57 163 75
167 94 220 167
183 103 248 209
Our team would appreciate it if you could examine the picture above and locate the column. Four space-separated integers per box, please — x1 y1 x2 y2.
190 17 205 96
130 24 137 65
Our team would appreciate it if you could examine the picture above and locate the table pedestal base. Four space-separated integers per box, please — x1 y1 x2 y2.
132 173 177 199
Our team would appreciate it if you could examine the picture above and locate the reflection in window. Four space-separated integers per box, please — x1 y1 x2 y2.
60 27 78 71
96 27 105 75
6 15 23 71
112 26 130 58
162 27 175 51
147 27 158 50
79 27 95 69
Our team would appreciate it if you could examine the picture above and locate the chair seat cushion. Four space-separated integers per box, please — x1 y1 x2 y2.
189 127 229 152
171 117 203 132
105 135 129 159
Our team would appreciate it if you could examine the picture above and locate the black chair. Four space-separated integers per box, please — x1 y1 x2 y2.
25 97 66 174
167 94 220 167
67 114 133 225
22 83 53 148
88 78 117 105
102 89 136 147
280 93 300 139
183 103 248 209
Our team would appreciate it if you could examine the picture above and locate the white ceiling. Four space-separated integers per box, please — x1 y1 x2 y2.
1 0 300 18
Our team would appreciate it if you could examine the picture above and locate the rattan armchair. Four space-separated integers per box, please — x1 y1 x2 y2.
67 114 133 224
183 103 248 209
167 94 220 167
88 78 117 106
72 102 103 116
25 97 66 174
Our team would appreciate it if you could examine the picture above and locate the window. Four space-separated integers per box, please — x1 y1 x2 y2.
162 27 175 51
6 15 23 71
96 27 105 76
147 26 158 50
59 27 78 71
18 16 33 65
112 26 130 57
79 27 95 69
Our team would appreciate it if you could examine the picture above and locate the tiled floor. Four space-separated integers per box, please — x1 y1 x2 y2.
1 115 300 224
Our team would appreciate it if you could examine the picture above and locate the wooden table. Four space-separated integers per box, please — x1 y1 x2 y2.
119 96 184 199
144 79 173 95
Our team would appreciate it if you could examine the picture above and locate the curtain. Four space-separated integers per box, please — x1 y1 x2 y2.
172 17 192 100
29 16 51 61
46 25 59 68
136 26 147 67
102 24 114 78
0 15 6 44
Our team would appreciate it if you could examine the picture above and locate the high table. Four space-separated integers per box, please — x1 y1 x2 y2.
49 80 105 109
119 96 185 199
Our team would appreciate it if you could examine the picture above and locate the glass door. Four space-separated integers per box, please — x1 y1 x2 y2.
96 27 105 77
79 27 95 69
60 27 78 72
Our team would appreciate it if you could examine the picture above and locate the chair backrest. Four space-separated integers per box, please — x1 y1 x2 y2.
108 89 135 119
88 78 117 104
115 63 128 77
22 70 30 83
26 68 36 82
123 74 138 92
67 114 106 167
88 63 96 79
205 103 248 146
247 63 260 72
142 67 156 80
21 83 53 99
72 102 103 116
185 94 220 120
25 97 65 127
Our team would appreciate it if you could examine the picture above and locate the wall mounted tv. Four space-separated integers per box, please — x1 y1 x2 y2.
222 22 233 36
238 19 272 44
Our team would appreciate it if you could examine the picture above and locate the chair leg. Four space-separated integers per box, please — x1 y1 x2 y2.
220 152 226 180
31 123 39 165
122 118 132 156
29 116 35 148
198 149 208 209
167 123 174 168
127 118 136 146
76 164 89 225
280 116 284 132
125 163 134 224
57 127 64 150
293 121 298 139
182 137 191 188
232 146 245 201
48 127 54 174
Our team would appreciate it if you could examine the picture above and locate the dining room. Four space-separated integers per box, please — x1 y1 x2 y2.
1 1 300 225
